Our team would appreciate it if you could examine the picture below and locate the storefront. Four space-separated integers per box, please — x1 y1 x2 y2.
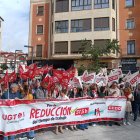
121 58 137 74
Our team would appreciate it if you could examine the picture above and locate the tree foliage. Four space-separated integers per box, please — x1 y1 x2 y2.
0 63 8 71
80 39 120 72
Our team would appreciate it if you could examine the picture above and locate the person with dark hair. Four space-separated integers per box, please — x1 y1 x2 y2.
34 81 46 99
98 86 106 98
55 89 69 134
108 81 121 126
123 82 133 125
133 83 140 121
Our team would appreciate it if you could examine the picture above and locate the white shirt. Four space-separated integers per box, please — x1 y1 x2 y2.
57 95 69 100
109 87 121 97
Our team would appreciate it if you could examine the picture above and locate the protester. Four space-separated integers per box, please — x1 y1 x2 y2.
108 82 121 126
2 83 22 140
109 82 121 97
133 83 140 121
19 86 35 140
34 81 46 99
1 65 140 138
98 86 106 98
2 83 22 99
55 89 69 134
123 82 133 125
69 87 82 98
89 84 99 127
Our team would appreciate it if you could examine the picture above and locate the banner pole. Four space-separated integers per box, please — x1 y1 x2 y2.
8 82 9 99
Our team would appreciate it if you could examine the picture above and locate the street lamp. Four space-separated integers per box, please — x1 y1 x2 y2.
15 50 22 71
24 45 33 64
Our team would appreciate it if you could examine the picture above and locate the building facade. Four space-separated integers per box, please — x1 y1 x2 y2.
0 17 4 51
119 0 140 73
29 0 119 69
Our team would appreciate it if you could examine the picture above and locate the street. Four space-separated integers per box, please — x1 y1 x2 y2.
34 117 140 140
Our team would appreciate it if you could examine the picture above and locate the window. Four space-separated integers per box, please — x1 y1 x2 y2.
72 0 92 11
56 0 69 13
112 0 115 9
55 42 68 54
37 25 43 34
94 39 108 48
94 17 109 31
126 19 135 29
125 0 134 7
127 40 135 55
94 0 109 9
71 40 91 54
71 19 91 32
36 45 42 57
37 6 44 16
55 20 68 33
112 18 115 31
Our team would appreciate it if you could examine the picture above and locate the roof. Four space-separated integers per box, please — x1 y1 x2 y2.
0 16 4 21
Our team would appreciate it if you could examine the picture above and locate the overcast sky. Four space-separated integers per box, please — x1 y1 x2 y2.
0 0 30 53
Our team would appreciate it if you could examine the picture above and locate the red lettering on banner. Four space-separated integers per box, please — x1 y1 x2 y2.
75 108 89 116
2 112 25 120
108 106 122 111
51 108 56 116
56 107 61 116
40 109 45 117
30 107 72 119
36 109 41 118
108 75 118 82
130 75 138 85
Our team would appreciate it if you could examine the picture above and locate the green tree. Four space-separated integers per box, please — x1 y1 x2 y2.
81 39 120 73
0 63 8 71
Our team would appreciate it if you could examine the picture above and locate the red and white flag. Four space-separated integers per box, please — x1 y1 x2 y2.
126 71 139 86
95 75 108 86
69 77 83 89
9 71 17 83
108 73 119 86
81 72 95 84
111 69 123 78
122 71 131 82
67 67 76 79
26 63 37 70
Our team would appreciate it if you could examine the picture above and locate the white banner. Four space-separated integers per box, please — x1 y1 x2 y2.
0 98 126 136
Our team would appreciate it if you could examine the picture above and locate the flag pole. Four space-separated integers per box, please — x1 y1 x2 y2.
8 82 9 99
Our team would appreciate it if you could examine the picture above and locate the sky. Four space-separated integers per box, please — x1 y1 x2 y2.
0 0 30 53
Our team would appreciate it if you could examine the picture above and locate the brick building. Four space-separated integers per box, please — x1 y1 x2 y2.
119 0 140 73
29 0 120 69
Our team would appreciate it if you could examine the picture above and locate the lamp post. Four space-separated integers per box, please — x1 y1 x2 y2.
24 45 33 64
15 50 22 72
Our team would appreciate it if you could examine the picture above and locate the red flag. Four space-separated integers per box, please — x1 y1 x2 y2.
42 75 55 91
34 67 44 76
19 65 24 75
23 69 35 79
20 74 29 80
53 69 63 81
26 63 37 70
9 71 17 83
67 67 76 79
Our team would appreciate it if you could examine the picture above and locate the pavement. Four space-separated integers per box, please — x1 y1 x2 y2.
33 116 140 140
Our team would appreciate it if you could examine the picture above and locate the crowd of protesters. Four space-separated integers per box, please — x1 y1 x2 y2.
0 76 140 140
